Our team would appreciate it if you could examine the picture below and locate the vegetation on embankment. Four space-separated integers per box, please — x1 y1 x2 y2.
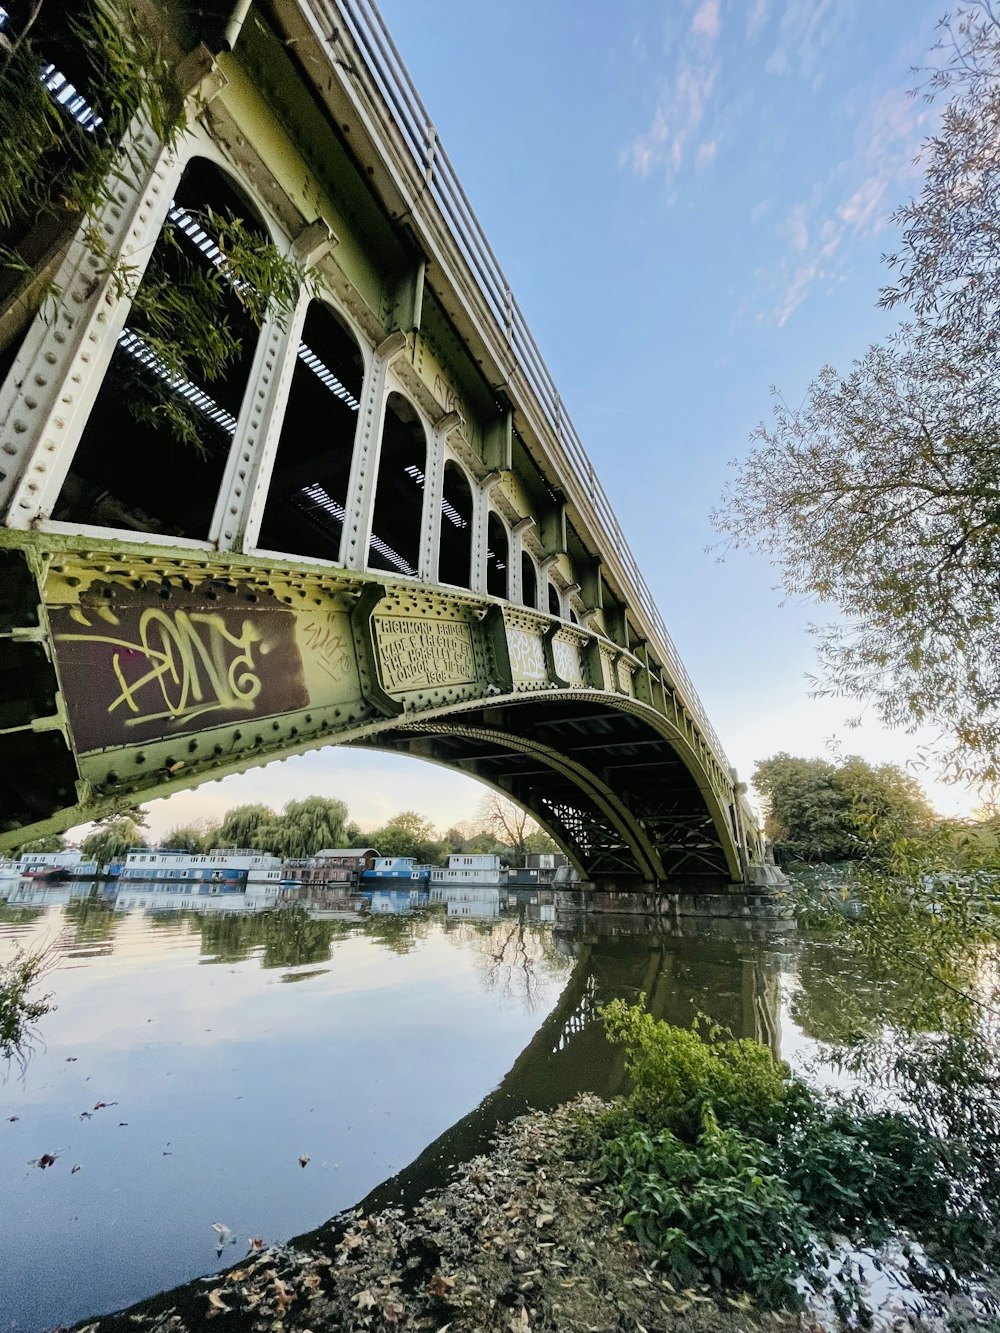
80 990 1000 1332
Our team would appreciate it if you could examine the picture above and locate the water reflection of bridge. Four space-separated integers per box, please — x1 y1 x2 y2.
308 918 782 1232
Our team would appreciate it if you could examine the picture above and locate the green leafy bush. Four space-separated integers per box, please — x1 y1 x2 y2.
600 997 795 1141
600 1109 814 1306
596 1002 998 1311
0 948 54 1072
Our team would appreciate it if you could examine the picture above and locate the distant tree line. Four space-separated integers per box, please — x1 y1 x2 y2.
64 793 558 868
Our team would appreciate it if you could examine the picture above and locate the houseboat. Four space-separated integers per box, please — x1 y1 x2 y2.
117 847 287 892
360 856 431 885
293 848 378 885
0 857 22 882
429 853 505 888
17 850 101 880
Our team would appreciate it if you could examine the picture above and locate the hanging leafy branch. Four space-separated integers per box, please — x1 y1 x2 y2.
713 2 1000 785
0 2 314 453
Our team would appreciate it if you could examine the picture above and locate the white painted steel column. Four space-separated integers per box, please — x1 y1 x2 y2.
340 330 406 571
472 472 503 594
511 515 534 606
539 552 560 616
215 224 337 552
419 412 459 581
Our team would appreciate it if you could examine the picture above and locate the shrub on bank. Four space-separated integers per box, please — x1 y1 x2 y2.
594 1002 996 1313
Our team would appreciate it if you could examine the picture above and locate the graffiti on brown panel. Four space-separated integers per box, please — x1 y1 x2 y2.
49 581 309 752
300 616 352 683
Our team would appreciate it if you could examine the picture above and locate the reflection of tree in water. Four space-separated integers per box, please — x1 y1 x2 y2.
198 908 346 969
62 893 120 946
790 934 992 1044
0 902 45 926
361 910 433 955
456 909 566 1011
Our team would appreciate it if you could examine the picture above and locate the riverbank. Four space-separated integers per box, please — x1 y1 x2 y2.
86 1096 814 1333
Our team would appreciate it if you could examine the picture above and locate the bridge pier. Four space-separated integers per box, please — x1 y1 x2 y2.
556 884 792 920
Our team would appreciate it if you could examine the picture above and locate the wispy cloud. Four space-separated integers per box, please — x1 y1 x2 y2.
628 58 719 180
764 0 846 78
746 0 770 41
626 2 723 183
762 65 934 326
692 0 721 43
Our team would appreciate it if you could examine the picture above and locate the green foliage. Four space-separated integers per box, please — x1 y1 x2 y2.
0 3 182 244
600 1113 813 1307
753 752 934 863
216 803 276 850
81 815 147 866
600 998 793 1141
597 1002 1000 1311
161 824 216 853
12 834 66 854
367 810 439 861
0 947 54 1072
0 3 312 454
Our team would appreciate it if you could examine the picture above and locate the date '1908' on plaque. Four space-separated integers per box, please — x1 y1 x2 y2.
374 616 476 693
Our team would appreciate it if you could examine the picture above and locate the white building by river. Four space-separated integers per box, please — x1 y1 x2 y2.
117 847 287 891
429 854 505 888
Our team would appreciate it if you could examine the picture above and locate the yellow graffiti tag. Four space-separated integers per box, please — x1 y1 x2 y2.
58 609 265 727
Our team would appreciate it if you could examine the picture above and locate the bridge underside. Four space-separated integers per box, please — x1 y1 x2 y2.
0 538 749 885
356 698 733 884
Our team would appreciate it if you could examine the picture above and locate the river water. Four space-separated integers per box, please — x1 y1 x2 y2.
0 884 858 1333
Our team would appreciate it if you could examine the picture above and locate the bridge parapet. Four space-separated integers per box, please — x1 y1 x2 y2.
279 0 730 770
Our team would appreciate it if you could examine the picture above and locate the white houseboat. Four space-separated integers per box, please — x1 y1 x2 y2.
361 856 430 884
17 850 100 880
117 847 287 892
429 854 506 888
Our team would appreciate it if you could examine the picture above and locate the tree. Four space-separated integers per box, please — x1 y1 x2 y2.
753 753 934 863
367 811 437 860
264 796 349 859
161 824 216 853
475 794 556 861
12 835 66 854
714 4 1000 785
80 816 147 867
217 804 276 850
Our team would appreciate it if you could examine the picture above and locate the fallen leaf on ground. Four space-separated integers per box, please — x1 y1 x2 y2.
354 1290 377 1311
272 1277 295 1313
206 1289 230 1315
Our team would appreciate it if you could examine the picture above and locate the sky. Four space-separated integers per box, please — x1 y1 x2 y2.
124 0 978 841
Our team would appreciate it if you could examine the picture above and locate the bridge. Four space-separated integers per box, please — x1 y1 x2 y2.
0 0 767 887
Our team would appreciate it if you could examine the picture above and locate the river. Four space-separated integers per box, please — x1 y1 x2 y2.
1 885 862 1332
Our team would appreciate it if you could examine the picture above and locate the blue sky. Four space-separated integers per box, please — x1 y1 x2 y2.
140 0 972 839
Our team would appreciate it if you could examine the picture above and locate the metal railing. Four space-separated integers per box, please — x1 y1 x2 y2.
329 0 731 773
